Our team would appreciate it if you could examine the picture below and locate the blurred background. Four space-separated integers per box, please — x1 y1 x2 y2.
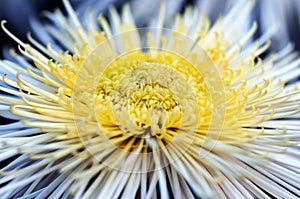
0 0 61 55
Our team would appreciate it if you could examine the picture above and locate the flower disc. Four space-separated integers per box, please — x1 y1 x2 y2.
72 28 225 173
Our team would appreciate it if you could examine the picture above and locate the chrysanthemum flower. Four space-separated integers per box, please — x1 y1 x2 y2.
1 0 300 198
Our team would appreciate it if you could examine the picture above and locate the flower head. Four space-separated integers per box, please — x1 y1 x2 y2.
0 0 300 198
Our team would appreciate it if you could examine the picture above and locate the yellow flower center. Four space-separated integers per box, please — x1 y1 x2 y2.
92 50 212 150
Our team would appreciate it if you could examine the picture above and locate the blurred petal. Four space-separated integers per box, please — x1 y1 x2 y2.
196 0 238 21
129 0 160 26
258 0 290 50
75 0 124 18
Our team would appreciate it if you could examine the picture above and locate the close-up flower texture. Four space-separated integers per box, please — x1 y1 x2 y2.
0 0 300 198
